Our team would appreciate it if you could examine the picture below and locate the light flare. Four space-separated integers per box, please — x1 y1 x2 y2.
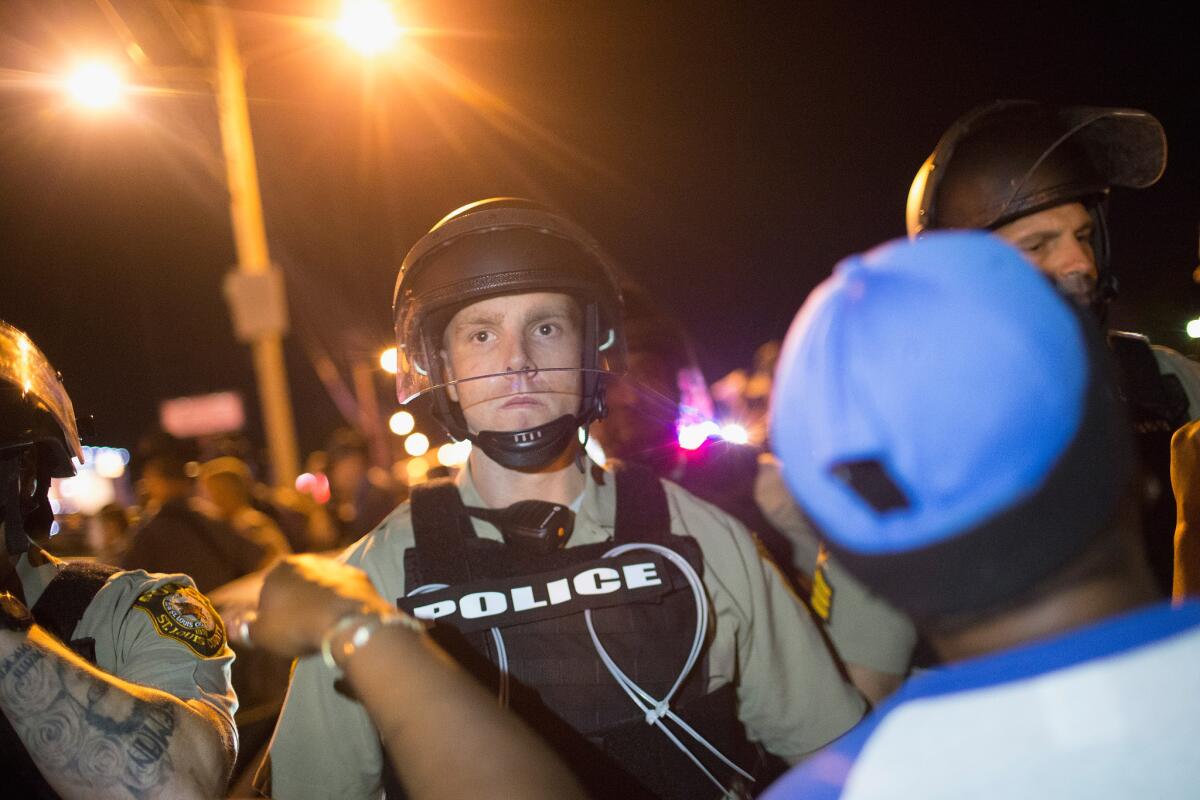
336 0 403 56
65 61 125 110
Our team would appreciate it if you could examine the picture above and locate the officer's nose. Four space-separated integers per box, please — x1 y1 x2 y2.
502 338 537 377
1054 236 1098 283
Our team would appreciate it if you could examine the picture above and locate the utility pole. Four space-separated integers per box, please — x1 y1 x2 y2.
209 2 300 486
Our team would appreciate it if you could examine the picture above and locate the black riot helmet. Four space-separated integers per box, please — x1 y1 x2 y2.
906 101 1167 316
0 321 84 555
393 198 627 469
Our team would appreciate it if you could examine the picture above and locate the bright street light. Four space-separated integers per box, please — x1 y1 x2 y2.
379 346 398 374
389 410 415 436
404 432 430 457
1187 318 1200 339
336 0 403 56
65 61 125 109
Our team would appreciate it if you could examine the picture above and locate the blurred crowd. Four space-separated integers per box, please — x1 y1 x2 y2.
39 428 408 569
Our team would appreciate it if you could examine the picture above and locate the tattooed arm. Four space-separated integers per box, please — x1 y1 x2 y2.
0 626 233 800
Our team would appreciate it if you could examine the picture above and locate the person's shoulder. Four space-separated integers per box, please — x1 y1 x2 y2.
339 500 414 573
100 565 203 596
1152 344 1200 421
660 475 741 527
659 475 759 556
760 691 906 800
1152 344 1200 379
81 568 236 732
84 568 230 660
753 453 812 529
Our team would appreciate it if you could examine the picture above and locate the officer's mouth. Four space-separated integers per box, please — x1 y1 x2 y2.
500 394 544 409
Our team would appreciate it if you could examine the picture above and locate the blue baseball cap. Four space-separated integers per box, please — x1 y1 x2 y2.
771 231 1133 621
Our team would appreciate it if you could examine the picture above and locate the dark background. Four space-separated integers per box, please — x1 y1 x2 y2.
1 1 1196 463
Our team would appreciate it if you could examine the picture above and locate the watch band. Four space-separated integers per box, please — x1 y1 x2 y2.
320 610 424 672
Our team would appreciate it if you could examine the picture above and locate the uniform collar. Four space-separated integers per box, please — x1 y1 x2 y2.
15 546 64 608
454 459 617 545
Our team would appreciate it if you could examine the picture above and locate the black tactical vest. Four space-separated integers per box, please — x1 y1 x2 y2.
389 462 778 799
0 560 120 799
1108 331 1190 596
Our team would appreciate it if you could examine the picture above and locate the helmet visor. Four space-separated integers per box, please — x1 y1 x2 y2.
0 322 83 473
410 367 622 439
396 293 626 406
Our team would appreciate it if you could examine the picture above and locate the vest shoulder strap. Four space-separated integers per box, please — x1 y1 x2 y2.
30 560 121 654
410 479 473 587
610 460 672 544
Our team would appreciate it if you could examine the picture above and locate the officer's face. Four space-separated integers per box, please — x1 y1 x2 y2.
994 202 1098 305
442 292 583 435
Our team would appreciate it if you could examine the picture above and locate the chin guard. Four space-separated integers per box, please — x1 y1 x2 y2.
2 457 31 557
464 499 575 554
472 414 580 470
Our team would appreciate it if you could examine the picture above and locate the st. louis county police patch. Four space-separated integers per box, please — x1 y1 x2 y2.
132 583 226 657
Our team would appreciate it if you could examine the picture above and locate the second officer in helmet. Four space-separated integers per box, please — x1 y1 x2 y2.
264 198 865 799
905 101 1200 595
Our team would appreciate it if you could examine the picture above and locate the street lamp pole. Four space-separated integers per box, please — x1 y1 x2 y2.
208 2 300 486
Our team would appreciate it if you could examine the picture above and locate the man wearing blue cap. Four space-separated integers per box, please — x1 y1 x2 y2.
762 232 1200 798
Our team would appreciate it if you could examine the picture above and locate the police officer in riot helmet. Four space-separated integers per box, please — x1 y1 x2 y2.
395 198 622 473
264 198 865 800
906 100 1200 595
906 101 1168 317
0 320 237 798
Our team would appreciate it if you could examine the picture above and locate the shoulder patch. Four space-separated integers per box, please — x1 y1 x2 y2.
811 565 834 622
132 582 227 657
811 548 836 623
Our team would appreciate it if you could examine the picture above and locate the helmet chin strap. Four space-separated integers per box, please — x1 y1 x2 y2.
1 457 32 558
470 414 581 470
1087 201 1115 326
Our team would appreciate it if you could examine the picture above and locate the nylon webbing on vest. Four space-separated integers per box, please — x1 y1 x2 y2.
409 477 476 587
1 559 122 798
32 561 120 648
612 460 672 544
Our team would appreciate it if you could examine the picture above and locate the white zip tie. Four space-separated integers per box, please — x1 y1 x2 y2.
584 542 754 794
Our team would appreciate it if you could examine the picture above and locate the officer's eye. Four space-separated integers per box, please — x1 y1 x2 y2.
470 330 493 344
534 323 558 337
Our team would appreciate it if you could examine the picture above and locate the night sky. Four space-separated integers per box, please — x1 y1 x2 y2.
1 1 1196 466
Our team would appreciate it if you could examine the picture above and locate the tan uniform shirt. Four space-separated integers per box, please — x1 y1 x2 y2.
755 455 918 676
266 461 866 799
16 552 238 741
1152 345 1200 422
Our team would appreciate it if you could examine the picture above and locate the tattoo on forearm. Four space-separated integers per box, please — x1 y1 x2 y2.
0 641 181 797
